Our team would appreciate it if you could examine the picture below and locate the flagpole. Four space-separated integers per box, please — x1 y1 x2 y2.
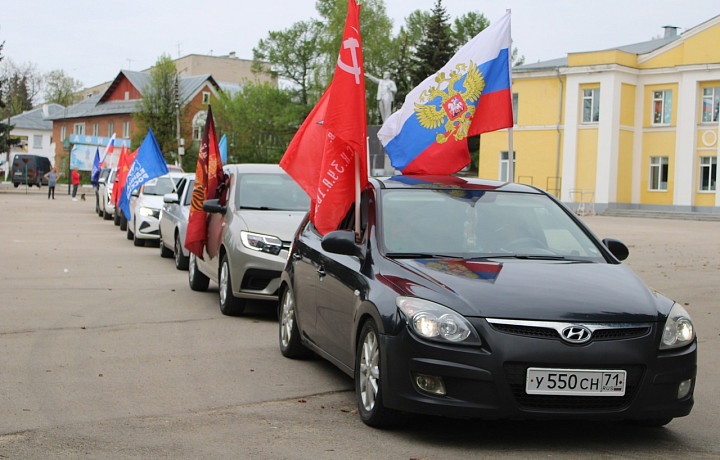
354 153 361 237
506 8 514 183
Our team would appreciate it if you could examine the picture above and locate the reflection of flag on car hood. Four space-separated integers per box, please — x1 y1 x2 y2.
378 12 512 175
386 174 501 204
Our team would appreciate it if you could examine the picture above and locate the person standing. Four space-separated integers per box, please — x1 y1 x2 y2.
71 167 80 201
44 167 58 200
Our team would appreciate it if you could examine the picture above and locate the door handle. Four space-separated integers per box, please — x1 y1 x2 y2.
292 252 302 260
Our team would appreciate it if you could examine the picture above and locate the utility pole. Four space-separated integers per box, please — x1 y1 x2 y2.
175 73 182 167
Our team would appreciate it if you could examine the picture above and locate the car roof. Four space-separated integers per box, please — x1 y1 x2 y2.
223 163 285 174
371 175 542 194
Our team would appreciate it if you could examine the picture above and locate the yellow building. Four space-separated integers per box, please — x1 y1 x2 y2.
478 14 720 214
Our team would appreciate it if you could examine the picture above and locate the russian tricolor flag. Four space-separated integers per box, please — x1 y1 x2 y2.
378 12 513 175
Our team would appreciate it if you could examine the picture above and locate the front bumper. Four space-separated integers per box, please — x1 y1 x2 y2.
135 215 160 240
380 320 696 422
228 246 287 301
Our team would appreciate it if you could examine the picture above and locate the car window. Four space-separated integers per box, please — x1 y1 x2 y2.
235 173 310 211
184 180 195 206
380 189 604 261
142 176 180 196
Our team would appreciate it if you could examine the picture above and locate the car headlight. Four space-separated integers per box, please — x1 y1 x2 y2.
660 302 695 350
240 231 283 255
397 296 481 345
138 207 159 218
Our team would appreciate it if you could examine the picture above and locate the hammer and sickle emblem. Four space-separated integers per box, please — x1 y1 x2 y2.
337 33 361 84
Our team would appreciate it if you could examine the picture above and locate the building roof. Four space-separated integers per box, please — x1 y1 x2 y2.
48 70 219 121
1 103 65 130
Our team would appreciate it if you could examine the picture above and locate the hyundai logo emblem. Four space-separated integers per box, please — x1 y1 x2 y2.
561 325 592 344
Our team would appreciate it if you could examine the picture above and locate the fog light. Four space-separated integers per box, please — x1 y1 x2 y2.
413 373 446 396
677 379 692 399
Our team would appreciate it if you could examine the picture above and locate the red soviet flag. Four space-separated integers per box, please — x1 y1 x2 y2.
280 0 367 235
112 144 136 207
185 105 224 259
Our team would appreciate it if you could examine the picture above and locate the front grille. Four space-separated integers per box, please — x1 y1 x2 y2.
241 268 280 291
487 319 652 344
504 362 645 410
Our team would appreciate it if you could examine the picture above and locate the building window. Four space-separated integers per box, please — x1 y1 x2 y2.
61 125 67 141
202 92 211 104
582 88 600 123
699 156 717 191
93 123 99 137
701 87 720 123
512 92 518 125
108 122 114 137
649 156 669 191
33 135 43 149
652 90 672 125
73 123 85 135
192 110 207 140
123 121 130 138
500 151 516 182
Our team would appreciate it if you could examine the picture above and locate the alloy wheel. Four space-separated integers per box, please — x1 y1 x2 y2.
358 329 380 412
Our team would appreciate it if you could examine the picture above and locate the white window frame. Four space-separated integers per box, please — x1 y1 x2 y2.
499 151 516 182
202 92 210 104
123 121 130 138
93 123 99 137
652 90 672 125
699 156 717 192
582 88 600 123
192 110 207 140
60 125 67 141
32 135 43 149
73 123 85 136
649 156 669 191
701 87 720 123
108 122 114 137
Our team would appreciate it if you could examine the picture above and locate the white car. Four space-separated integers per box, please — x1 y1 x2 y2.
126 172 185 247
159 173 195 269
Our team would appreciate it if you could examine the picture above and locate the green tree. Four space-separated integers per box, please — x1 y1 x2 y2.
132 54 178 162
252 20 324 106
43 69 83 106
408 0 454 88
0 41 18 156
452 12 490 48
213 82 309 164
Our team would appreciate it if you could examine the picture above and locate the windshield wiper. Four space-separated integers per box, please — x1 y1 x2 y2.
385 252 464 259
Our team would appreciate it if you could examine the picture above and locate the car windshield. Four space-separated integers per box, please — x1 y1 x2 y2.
142 176 180 196
380 189 605 261
235 173 310 211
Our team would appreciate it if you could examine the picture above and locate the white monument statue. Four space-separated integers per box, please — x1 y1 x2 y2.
365 71 397 123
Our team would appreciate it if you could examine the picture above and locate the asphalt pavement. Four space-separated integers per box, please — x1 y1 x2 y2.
1 183 719 459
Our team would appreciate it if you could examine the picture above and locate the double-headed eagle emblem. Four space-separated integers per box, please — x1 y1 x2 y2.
414 61 485 144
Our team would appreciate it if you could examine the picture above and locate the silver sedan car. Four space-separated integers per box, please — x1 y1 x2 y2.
159 173 195 269
188 164 310 316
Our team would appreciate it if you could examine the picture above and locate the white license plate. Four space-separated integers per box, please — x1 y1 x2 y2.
526 368 626 396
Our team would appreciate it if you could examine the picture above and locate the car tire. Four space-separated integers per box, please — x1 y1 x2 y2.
279 288 311 358
355 319 406 428
119 212 127 231
175 233 189 270
219 254 245 316
133 233 144 247
126 223 133 240
114 211 121 226
188 253 209 291
159 234 173 258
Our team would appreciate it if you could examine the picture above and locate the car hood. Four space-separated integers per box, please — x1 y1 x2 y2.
135 194 164 210
381 258 661 322
236 210 307 242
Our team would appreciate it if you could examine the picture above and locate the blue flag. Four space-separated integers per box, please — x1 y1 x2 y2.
219 134 227 165
91 148 101 186
118 128 169 219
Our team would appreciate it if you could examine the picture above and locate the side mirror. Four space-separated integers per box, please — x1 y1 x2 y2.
602 238 629 261
322 230 361 257
203 198 226 215
163 192 180 204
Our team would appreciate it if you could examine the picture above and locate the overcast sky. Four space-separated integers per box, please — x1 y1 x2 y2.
1 0 718 91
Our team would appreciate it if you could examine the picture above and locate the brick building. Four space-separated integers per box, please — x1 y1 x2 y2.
48 70 220 172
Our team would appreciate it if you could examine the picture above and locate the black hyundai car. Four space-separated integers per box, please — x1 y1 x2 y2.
278 175 696 427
